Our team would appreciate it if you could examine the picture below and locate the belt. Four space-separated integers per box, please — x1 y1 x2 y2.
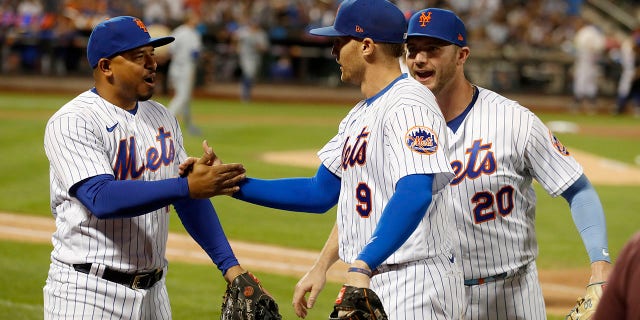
464 263 531 286
73 263 163 290
464 271 508 286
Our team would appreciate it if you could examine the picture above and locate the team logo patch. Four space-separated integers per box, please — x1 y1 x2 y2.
549 130 570 156
405 126 438 154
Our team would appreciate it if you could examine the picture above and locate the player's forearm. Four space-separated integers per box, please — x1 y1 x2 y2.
313 224 340 272
174 198 239 274
233 165 339 213
73 174 189 219
562 174 611 263
357 174 433 269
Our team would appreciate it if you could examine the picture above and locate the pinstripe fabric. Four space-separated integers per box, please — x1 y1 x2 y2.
464 263 545 320
318 76 464 318
372 253 465 320
450 87 583 319
43 90 185 318
44 261 171 320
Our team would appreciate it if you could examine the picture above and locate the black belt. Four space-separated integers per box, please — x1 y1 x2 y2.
73 263 163 290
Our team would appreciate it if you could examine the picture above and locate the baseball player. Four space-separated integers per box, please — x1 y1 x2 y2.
293 8 613 320
232 13 269 102
167 9 202 135
572 17 606 114
43 16 251 319
613 30 640 117
403 9 611 319
199 0 465 318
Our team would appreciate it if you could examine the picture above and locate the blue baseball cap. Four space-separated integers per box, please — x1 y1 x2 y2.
87 16 174 68
407 8 467 47
309 0 407 44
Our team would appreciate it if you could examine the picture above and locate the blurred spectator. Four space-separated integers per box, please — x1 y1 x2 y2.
572 17 606 114
484 7 510 49
143 0 170 25
50 13 83 75
232 13 269 102
614 30 640 117
270 54 293 82
2 0 640 97
167 9 202 135
307 0 335 30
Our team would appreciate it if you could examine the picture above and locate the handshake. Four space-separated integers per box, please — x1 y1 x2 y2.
179 140 246 199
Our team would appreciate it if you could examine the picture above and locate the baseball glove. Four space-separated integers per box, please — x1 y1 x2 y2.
220 271 282 320
329 285 388 320
565 281 606 320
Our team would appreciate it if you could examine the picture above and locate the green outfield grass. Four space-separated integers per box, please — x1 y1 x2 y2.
0 91 639 319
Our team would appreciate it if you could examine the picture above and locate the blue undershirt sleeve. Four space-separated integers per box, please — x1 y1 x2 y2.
173 198 239 275
561 174 611 263
233 164 340 213
72 174 190 219
357 174 434 270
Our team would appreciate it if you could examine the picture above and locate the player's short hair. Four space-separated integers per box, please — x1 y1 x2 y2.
379 43 406 58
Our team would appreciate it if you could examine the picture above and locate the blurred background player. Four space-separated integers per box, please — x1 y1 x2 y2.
571 17 606 114
167 9 202 135
232 13 269 103
613 29 640 117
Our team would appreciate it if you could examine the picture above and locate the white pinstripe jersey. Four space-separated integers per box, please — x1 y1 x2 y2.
451 87 583 280
318 75 455 265
44 90 187 272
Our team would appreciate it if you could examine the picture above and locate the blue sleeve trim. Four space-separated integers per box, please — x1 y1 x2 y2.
233 164 340 213
357 174 434 269
561 174 611 263
73 174 189 219
174 198 239 274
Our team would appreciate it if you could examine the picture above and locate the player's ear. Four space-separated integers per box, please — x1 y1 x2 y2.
361 38 374 56
97 58 112 73
457 46 471 66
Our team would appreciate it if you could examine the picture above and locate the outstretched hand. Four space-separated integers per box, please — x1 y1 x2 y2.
184 140 246 198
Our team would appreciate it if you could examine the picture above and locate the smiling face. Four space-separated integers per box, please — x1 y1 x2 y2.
405 37 460 97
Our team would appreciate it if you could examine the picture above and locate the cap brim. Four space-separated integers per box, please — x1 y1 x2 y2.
149 36 175 48
406 33 452 44
309 26 346 37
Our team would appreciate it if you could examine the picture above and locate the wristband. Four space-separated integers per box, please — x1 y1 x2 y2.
348 267 372 277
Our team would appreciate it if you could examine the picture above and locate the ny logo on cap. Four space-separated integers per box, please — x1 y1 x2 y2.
355 25 364 33
134 18 148 33
419 11 432 27
458 33 464 42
